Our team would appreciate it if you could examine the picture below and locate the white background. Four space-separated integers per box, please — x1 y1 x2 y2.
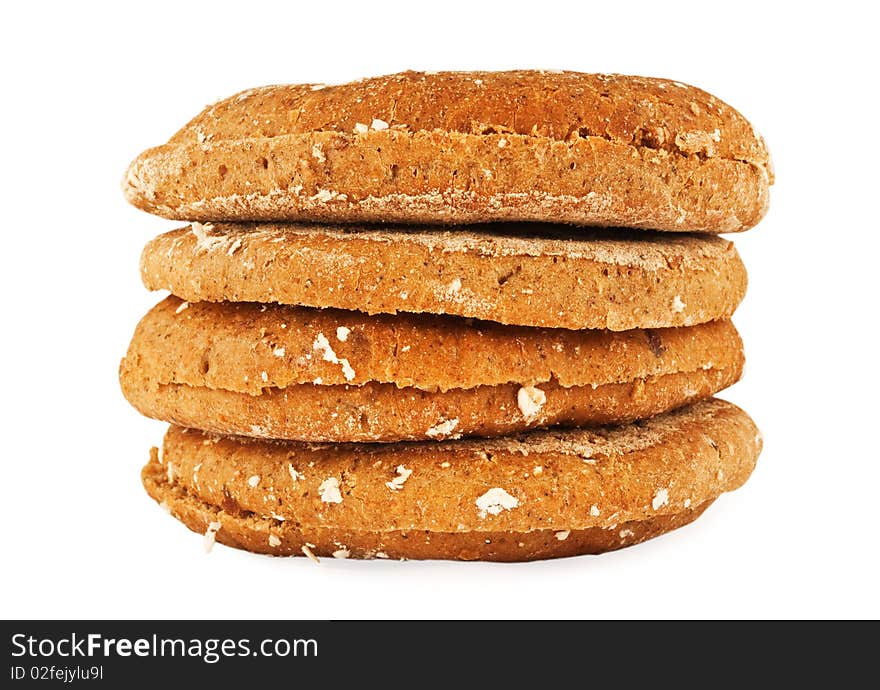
2 1 877 620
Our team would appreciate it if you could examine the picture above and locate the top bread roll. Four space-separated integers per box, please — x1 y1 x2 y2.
124 71 772 232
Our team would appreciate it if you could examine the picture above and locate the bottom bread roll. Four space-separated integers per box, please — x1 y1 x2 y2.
142 398 761 561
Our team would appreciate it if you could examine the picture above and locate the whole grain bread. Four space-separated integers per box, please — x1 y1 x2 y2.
145 465 713 561
141 398 760 560
124 71 772 232
120 297 743 441
124 296 743 393
141 223 747 330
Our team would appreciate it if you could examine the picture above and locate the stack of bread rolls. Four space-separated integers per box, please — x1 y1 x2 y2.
120 71 771 561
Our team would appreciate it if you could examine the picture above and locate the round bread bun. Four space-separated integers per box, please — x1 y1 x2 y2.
120 296 744 442
142 398 761 561
124 71 772 232
140 223 747 331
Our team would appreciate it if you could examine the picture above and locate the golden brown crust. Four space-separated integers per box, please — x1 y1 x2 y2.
169 72 767 161
119 297 743 441
143 459 713 561
140 224 748 330
123 71 772 232
151 398 760 532
123 296 744 392
141 398 760 560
